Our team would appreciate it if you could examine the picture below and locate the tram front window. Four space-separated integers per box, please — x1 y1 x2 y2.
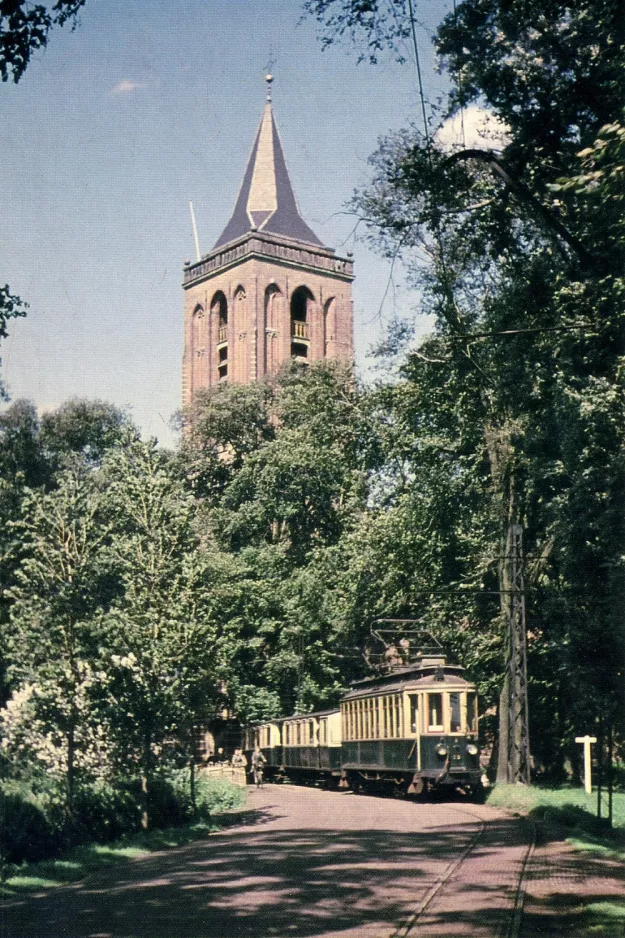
428 693 444 732
450 693 462 733
467 692 478 733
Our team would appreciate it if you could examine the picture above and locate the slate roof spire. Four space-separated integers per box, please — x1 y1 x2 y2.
213 76 325 250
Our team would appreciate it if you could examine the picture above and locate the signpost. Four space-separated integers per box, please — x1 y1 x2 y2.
575 735 597 794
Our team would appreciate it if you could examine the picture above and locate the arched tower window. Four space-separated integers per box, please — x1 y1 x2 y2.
211 291 228 381
233 286 248 382
323 297 336 355
190 305 208 397
290 286 314 360
192 304 205 354
264 284 281 374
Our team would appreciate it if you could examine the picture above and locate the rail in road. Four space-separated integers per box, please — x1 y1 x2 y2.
389 802 535 938
1 785 537 938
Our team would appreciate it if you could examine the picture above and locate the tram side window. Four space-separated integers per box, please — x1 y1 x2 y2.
320 719 327 745
409 695 420 734
467 692 478 733
395 694 403 737
428 693 444 732
309 720 315 744
450 693 462 733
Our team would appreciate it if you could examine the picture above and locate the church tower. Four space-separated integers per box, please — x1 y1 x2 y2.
182 77 354 407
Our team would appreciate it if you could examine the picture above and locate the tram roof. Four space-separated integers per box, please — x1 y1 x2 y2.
342 663 473 699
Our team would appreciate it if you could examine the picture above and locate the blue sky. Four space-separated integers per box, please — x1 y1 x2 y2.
0 0 453 447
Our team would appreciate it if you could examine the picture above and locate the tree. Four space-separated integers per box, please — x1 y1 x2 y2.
0 0 87 83
179 362 377 717
5 463 112 809
0 285 27 400
0 400 132 646
40 398 132 469
98 436 230 827
305 0 625 777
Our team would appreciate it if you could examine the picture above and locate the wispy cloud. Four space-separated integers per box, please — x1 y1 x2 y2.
111 80 146 95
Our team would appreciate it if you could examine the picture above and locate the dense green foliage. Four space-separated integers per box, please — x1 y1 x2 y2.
304 0 624 779
0 0 87 84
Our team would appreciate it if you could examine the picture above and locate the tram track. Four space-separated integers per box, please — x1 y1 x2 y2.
391 803 536 938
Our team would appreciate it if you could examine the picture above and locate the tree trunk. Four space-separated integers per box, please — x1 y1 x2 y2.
484 423 517 785
190 756 196 817
141 735 151 830
67 720 76 813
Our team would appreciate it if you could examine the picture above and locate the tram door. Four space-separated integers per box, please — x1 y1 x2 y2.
408 694 421 771
409 695 420 734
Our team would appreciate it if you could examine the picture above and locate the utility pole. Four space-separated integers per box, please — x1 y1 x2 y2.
506 524 531 784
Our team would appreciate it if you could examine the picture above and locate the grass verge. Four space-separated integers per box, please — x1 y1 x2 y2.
579 899 625 938
487 783 625 858
487 784 625 936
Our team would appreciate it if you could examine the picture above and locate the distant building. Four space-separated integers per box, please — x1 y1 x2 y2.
182 76 354 407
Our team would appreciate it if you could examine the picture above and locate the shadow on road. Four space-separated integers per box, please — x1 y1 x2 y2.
2 799 622 938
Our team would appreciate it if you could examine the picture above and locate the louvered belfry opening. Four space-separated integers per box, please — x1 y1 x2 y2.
290 286 313 361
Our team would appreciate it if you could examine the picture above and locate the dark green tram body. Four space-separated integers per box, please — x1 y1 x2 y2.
245 654 483 798
340 656 482 795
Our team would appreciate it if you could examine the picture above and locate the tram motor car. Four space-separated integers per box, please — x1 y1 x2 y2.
245 647 485 799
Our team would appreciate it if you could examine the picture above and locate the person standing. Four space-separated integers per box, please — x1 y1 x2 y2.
251 747 266 787
231 748 248 768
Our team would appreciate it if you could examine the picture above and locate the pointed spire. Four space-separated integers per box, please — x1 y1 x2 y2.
213 78 324 250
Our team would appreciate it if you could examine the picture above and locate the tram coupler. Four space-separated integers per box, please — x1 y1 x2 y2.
407 773 424 795
338 770 350 789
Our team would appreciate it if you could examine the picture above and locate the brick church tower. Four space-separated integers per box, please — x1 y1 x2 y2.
182 77 354 407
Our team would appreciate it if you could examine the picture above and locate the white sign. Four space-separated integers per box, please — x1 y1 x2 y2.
575 735 597 794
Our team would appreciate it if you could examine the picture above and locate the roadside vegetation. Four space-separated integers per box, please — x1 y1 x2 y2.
488 783 625 853
487 782 625 936
0 776 245 893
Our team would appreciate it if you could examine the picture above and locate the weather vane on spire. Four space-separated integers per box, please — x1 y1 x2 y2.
264 52 277 102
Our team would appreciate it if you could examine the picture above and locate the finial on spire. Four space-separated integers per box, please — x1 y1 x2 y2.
265 73 274 103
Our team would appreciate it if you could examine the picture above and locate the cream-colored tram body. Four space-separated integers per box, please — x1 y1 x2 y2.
245 711 342 785
340 655 482 796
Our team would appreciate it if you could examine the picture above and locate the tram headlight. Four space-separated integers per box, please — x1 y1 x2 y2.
436 744 449 757
466 743 479 756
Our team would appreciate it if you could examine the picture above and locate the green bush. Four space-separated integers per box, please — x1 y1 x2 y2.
1 771 246 870
194 776 246 816
0 790 60 865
